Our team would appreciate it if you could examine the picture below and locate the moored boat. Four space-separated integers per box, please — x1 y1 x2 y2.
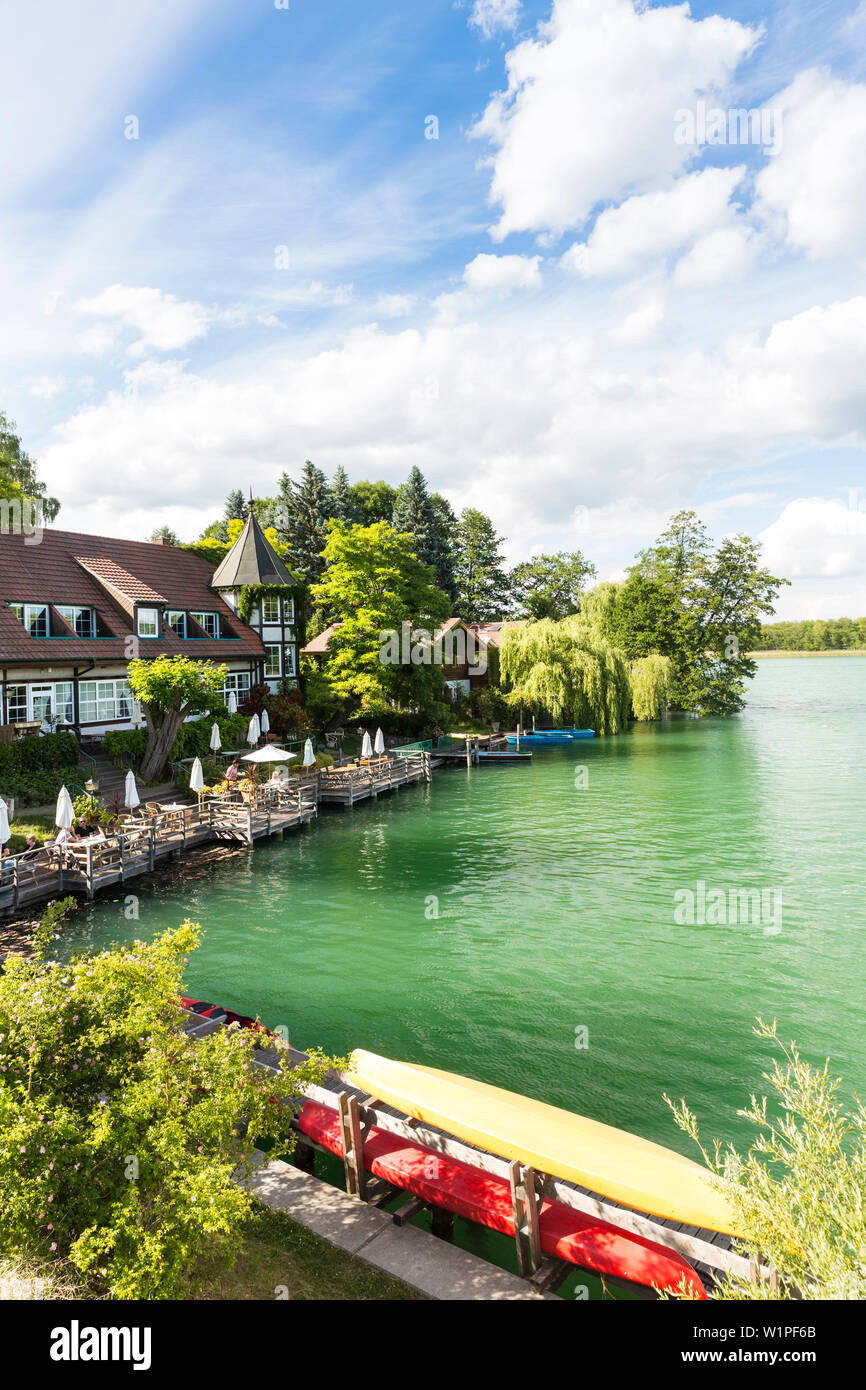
505 727 595 743
298 1099 706 1297
346 1050 741 1237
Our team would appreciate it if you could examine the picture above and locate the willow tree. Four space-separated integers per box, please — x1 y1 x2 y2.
630 654 672 721
499 616 633 735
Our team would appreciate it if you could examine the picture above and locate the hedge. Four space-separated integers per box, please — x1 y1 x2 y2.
0 731 81 808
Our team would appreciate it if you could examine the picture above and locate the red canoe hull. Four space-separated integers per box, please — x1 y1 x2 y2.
298 1100 706 1298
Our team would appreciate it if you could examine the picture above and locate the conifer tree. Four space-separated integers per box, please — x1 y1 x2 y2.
329 465 359 525
392 467 455 602
277 461 332 586
453 508 509 621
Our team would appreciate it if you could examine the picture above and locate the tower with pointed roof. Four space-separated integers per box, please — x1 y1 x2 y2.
210 506 301 692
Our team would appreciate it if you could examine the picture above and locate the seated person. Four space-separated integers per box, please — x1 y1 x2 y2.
1 843 10 885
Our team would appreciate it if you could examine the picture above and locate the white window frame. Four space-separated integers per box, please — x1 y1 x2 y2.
56 605 96 638
221 671 251 701
190 610 219 638
167 610 187 638
6 684 27 722
283 645 297 678
261 595 281 624
264 644 282 678
79 678 133 724
137 607 160 638
9 602 49 637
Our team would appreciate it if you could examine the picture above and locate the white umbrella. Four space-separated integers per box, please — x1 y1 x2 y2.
361 731 373 759
302 738 317 768
209 722 221 752
55 785 74 829
0 797 10 844
124 769 140 810
227 690 238 714
260 709 270 734
247 714 260 746
189 757 205 794
241 743 296 764
374 728 385 755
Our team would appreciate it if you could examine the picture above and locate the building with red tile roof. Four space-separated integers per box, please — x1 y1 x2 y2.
0 525 274 735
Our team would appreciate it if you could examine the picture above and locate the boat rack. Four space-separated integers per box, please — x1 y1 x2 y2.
180 1006 774 1299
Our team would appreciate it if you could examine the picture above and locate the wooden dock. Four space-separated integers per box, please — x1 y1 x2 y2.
317 752 429 805
179 1003 766 1300
0 785 318 916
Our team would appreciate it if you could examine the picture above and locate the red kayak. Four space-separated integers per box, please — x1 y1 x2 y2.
179 995 265 1034
298 1100 706 1298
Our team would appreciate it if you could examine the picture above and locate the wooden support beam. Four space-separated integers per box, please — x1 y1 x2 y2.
529 1256 571 1295
392 1196 426 1227
338 1090 365 1199
509 1159 543 1276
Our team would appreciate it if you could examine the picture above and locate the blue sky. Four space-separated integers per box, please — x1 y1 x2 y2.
2 0 865 618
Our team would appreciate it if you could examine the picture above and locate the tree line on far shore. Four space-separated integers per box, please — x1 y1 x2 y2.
757 616 866 651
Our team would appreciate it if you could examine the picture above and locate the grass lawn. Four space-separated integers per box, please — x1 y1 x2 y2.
194 1202 423 1301
6 814 56 854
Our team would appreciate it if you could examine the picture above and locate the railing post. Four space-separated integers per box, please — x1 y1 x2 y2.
338 1091 366 1199
86 843 94 899
509 1161 542 1276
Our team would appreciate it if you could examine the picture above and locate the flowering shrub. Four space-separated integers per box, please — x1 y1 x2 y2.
0 921 336 1298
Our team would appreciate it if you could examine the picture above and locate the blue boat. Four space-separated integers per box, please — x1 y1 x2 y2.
505 728 595 744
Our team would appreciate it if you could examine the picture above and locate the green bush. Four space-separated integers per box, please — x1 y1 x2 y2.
103 713 250 776
0 731 81 808
0 922 337 1299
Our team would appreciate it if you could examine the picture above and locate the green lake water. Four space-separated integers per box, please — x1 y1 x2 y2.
62 656 866 1291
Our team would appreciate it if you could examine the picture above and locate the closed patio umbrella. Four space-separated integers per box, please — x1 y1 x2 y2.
302 738 317 768
124 769 140 810
55 785 75 830
361 731 373 759
227 690 238 714
247 714 260 746
0 797 10 845
209 722 221 752
374 728 385 755
189 758 205 794
260 709 270 734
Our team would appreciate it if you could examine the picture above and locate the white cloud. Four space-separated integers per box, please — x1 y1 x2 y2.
463 252 542 290
563 167 745 277
470 0 522 39
39 294 866 580
471 0 760 239
609 289 665 345
673 225 758 287
74 284 211 356
374 293 417 318
758 496 866 617
755 70 866 259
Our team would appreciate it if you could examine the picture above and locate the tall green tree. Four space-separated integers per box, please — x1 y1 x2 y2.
329 465 359 525
509 550 597 620
391 466 455 599
149 524 179 546
277 461 332 586
0 411 60 520
224 489 246 524
453 508 509 622
310 521 450 721
349 479 397 525
127 656 228 782
614 511 788 714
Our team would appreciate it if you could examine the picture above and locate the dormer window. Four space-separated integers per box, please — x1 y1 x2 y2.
137 607 160 638
168 610 187 638
190 610 219 637
9 602 48 637
57 604 96 638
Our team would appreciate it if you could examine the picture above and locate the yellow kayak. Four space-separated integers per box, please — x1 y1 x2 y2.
346 1050 741 1236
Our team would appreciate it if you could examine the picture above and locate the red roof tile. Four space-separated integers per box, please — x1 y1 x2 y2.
0 527 264 662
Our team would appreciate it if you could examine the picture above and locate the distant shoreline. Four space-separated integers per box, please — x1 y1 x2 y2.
749 649 866 658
